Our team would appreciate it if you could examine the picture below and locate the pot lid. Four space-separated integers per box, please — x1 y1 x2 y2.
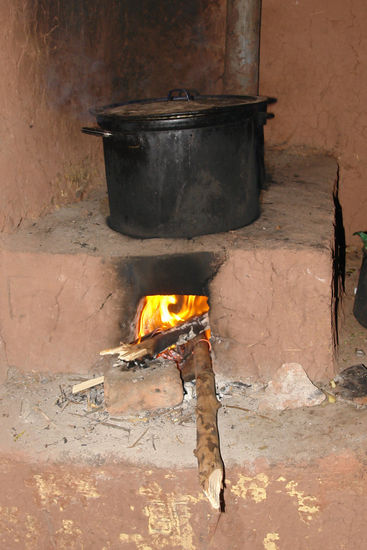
92 89 268 121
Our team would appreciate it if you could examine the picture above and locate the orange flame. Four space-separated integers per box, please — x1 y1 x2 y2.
135 295 209 341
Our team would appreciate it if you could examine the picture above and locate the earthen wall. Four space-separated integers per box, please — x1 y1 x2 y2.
260 0 367 243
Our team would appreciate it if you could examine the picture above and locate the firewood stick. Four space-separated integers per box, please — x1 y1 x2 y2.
193 338 224 509
100 313 209 361
72 376 105 394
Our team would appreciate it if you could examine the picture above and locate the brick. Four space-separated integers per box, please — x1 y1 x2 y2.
104 359 184 415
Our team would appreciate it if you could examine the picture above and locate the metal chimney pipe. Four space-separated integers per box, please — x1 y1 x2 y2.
223 0 261 95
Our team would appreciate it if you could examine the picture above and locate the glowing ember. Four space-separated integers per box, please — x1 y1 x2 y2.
135 295 209 341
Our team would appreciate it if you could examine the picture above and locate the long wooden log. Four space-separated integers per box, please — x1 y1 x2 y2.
100 313 209 362
192 338 224 509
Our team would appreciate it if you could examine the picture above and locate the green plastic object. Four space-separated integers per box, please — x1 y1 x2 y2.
354 231 367 250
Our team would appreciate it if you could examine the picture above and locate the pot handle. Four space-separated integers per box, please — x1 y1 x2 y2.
256 112 275 126
82 127 113 138
167 88 198 101
81 127 142 149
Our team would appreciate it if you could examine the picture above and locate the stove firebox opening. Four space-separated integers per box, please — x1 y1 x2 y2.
114 251 225 344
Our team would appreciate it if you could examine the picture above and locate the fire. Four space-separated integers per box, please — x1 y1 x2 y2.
135 295 209 341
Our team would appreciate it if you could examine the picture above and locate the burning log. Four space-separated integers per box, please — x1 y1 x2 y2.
100 312 210 362
192 337 224 510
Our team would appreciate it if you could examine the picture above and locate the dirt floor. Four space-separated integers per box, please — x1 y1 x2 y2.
1 363 367 471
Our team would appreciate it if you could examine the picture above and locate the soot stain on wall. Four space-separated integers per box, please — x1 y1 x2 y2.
114 252 225 335
25 0 226 119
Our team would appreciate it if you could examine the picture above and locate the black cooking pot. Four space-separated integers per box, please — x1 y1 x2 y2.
82 89 272 239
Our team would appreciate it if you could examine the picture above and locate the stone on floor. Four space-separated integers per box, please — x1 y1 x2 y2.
256 362 326 411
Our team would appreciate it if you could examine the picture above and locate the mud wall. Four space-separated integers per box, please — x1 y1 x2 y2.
260 0 367 243
0 0 226 232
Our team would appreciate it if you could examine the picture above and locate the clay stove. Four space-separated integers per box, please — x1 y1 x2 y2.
0 149 346 547
0 150 338 384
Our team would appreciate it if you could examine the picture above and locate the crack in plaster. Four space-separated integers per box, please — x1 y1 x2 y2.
52 277 67 338
99 292 113 311
0 321 9 367
7 277 14 320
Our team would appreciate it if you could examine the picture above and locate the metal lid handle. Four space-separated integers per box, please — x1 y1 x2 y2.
167 89 198 101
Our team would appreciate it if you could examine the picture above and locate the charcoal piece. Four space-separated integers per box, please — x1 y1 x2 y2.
334 364 367 398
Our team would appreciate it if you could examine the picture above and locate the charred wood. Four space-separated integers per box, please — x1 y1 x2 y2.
100 313 210 362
